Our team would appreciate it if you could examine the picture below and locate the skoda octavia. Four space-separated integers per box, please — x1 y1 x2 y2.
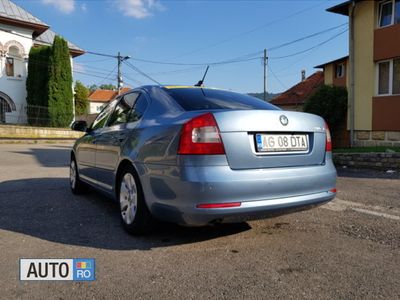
70 86 336 234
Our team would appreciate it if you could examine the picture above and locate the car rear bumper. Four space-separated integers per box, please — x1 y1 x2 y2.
139 161 337 226
181 190 335 225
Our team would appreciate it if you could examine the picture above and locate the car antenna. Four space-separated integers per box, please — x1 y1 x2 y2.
195 66 209 87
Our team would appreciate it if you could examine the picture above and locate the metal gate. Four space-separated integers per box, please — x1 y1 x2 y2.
0 98 12 123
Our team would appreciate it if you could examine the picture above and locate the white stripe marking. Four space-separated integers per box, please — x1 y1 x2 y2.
351 208 400 221
322 198 400 221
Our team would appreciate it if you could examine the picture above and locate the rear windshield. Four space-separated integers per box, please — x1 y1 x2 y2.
163 87 279 111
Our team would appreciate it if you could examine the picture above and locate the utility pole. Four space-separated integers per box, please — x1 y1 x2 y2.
117 52 131 95
263 49 268 101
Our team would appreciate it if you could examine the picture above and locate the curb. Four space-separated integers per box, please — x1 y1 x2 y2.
0 139 76 144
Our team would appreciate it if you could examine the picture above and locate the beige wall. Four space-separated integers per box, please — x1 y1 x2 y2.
324 64 334 85
353 0 375 130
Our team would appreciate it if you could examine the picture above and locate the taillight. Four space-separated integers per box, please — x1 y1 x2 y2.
325 122 332 152
178 112 225 155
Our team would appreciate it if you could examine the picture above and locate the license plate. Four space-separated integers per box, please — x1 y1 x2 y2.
256 134 309 153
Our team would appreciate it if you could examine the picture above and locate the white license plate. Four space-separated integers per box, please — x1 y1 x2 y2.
256 134 309 153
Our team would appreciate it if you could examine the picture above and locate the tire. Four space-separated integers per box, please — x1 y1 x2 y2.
117 166 154 235
70 156 87 194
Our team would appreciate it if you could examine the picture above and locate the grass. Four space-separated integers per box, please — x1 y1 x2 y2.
333 147 400 153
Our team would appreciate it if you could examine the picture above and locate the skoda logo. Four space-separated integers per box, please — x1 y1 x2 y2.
279 115 289 126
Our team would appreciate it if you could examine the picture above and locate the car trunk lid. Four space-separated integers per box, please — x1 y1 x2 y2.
213 110 327 170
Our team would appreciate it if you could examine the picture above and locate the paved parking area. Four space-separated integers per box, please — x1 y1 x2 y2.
1 144 399 299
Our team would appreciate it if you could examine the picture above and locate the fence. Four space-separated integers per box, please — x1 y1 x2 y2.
2 104 51 126
2 104 97 127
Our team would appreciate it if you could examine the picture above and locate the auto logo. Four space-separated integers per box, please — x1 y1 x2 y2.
279 115 288 126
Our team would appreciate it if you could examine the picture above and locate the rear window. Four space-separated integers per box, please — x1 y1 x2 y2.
163 88 279 111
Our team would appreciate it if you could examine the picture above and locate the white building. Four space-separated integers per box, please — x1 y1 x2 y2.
88 88 130 114
0 0 84 124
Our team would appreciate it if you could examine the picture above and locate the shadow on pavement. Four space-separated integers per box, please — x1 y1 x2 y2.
0 177 251 250
12 147 71 168
337 167 400 180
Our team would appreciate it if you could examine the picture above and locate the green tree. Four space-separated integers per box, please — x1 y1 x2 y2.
88 84 98 92
99 83 117 90
304 85 348 136
26 46 51 125
74 81 89 116
47 36 74 127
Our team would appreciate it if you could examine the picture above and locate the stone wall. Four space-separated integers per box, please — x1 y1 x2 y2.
0 125 84 139
333 152 400 170
354 130 400 147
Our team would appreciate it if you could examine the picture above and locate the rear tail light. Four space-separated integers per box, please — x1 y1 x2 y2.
178 113 225 155
325 122 332 152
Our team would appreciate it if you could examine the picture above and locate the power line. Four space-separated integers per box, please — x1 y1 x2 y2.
268 23 348 52
269 29 348 60
166 1 326 61
267 64 288 91
123 61 162 85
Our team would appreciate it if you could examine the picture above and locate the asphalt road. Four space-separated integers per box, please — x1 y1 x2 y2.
0 144 399 299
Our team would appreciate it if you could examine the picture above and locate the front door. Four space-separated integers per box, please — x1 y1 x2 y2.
76 100 117 183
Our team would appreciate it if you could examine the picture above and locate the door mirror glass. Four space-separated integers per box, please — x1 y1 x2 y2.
71 120 88 132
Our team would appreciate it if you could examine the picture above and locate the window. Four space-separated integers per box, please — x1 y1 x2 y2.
107 93 139 127
393 59 400 94
128 94 148 123
377 58 400 95
163 88 279 111
378 61 390 94
91 100 117 130
379 0 400 27
335 63 345 78
5 58 14 77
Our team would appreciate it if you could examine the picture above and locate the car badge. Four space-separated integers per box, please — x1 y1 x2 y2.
279 115 288 126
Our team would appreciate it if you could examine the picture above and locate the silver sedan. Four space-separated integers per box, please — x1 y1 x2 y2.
70 86 336 234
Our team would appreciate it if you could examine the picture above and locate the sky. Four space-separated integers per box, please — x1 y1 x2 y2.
15 0 349 94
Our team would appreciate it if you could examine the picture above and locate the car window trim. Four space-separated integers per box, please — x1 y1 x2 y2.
90 98 119 132
126 91 151 124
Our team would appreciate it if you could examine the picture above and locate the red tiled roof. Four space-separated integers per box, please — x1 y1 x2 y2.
270 72 324 106
88 87 131 103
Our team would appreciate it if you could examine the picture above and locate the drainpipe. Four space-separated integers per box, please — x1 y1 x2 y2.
349 1 356 147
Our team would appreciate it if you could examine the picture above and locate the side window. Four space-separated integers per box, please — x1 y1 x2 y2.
91 100 117 130
128 94 148 123
107 93 139 127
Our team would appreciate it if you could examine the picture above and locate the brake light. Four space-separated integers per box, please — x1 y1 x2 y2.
325 122 332 152
178 113 225 155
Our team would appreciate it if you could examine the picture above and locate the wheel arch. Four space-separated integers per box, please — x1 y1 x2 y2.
115 159 142 199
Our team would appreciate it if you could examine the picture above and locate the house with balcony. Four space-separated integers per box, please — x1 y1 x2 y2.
0 0 84 124
316 0 400 147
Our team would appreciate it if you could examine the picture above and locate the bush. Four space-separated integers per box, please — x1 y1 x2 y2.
304 85 348 134
74 81 89 116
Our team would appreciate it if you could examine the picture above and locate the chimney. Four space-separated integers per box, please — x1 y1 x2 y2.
301 70 306 81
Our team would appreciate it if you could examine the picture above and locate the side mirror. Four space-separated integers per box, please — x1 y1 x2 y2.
71 120 88 132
